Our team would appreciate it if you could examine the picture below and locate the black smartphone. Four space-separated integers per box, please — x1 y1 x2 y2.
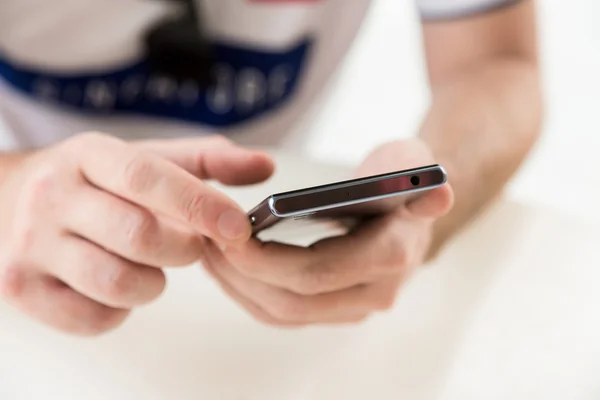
248 164 447 237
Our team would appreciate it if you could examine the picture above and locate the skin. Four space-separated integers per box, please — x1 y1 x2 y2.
0 0 542 333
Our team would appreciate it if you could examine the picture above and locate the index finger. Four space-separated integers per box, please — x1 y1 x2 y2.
73 134 251 244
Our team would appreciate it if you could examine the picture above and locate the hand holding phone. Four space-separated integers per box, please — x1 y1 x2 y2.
203 136 455 327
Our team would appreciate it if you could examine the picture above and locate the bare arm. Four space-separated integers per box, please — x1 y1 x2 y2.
419 0 543 259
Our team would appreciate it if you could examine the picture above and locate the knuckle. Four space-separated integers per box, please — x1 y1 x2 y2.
178 191 207 225
122 153 154 194
0 259 28 301
102 264 140 301
123 210 157 254
20 167 62 212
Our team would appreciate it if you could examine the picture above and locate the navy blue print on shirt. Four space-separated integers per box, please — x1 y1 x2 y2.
0 39 312 127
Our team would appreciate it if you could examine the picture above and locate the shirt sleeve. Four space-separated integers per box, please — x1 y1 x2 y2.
415 0 524 20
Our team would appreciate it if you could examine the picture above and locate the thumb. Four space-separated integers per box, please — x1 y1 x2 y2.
134 136 275 185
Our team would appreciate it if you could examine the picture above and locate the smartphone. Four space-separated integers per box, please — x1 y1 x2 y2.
248 164 447 238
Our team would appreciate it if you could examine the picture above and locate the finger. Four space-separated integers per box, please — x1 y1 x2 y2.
135 136 275 186
224 215 424 295
205 242 375 324
41 236 166 309
62 185 204 267
72 133 251 244
1 271 129 336
212 260 375 324
405 183 454 219
201 258 305 328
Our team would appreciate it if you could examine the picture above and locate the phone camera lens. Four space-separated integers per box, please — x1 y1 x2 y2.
410 176 420 186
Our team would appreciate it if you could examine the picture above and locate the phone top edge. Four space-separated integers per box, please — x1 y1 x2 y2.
271 181 445 218
269 165 446 217
271 164 442 200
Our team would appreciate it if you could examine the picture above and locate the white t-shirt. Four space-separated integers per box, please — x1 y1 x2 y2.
0 0 518 150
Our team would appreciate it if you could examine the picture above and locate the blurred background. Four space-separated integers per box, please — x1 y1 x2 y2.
295 0 600 222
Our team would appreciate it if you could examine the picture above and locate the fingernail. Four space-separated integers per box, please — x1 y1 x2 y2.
217 209 249 240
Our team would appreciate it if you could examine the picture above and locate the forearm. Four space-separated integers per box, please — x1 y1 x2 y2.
420 58 543 260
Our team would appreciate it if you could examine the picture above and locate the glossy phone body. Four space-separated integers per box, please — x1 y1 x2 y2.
248 164 447 236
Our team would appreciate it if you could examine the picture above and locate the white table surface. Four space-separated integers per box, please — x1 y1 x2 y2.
1 151 599 400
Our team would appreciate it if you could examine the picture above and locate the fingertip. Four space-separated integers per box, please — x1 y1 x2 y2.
211 148 276 186
216 208 253 243
260 151 276 174
244 150 276 181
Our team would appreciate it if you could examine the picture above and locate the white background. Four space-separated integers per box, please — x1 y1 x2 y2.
300 0 600 222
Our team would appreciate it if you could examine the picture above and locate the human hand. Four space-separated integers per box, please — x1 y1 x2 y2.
0 133 274 335
202 138 453 326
